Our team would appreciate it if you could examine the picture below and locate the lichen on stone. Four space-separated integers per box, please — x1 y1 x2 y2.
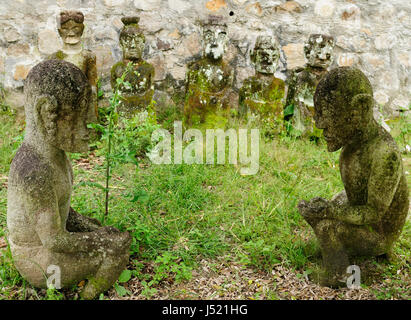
183 16 234 129
49 10 98 120
111 16 154 117
239 35 285 122
7 60 131 299
298 67 409 288
285 34 335 138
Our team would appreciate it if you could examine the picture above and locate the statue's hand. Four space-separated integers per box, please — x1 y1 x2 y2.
101 226 121 234
298 197 329 219
100 226 131 250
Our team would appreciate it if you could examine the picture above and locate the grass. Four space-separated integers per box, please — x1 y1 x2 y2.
0 107 410 300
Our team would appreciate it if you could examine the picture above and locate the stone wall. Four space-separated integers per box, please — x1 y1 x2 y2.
0 0 410 115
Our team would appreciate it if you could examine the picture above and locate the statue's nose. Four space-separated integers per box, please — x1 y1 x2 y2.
318 51 327 60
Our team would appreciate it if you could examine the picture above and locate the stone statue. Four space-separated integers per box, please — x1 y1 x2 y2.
111 16 154 116
7 60 131 299
184 15 234 128
50 11 98 119
239 35 285 120
298 67 409 287
285 34 335 137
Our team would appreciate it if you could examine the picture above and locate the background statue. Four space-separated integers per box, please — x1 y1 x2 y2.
298 67 409 287
285 34 335 138
183 15 234 128
239 35 285 121
50 11 98 120
7 60 131 299
111 16 155 116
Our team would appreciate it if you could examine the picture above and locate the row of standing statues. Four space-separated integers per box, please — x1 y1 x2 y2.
49 11 337 136
6 10 409 299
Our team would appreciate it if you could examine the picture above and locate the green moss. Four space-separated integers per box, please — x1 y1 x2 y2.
239 76 285 119
55 50 65 60
284 67 327 138
183 58 232 128
111 60 155 117
81 276 111 299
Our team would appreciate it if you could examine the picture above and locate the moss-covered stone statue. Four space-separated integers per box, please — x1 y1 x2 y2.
285 34 335 137
7 60 131 299
239 35 285 120
298 67 409 287
111 17 154 116
184 15 234 128
49 11 98 119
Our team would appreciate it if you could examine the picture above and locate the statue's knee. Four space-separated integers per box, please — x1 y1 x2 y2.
314 219 337 235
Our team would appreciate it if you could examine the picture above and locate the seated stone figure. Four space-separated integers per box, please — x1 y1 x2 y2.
298 67 409 287
7 60 131 299
184 15 234 128
111 17 154 116
239 35 285 120
285 34 335 137
49 11 98 119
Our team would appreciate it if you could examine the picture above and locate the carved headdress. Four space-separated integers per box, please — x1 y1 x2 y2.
58 11 84 27
120 16 144 40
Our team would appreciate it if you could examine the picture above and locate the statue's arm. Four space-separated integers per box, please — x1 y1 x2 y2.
329 147 402 225
27 186 118 253
66 207 101 232
86 53 98 88
284 70 297 110
110 63 122 90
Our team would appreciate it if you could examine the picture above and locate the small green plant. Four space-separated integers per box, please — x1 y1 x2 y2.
113 269 133 297
152 252 192 284
88 63 135 221
111 107 160 163
96 77 105 100
239 239 280 270
88 64 161 222
45 285 64 300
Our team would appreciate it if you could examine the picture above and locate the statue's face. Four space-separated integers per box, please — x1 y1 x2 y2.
120 33 145 60
58 20 84 45
314 96 353 152
53 92 95 153
252 38 280 74
304 35 335 69
203 26 227 60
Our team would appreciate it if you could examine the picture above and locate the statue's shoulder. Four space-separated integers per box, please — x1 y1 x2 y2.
373 128 401 157
271 77 286 88
140 60 155 72
111 61 125 75
84 50 96 62
286 67 303 85
296 67 312 80
9 143 53 193
187 59 202 71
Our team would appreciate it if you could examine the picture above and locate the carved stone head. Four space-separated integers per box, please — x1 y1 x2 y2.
314 67 374 152
120 16 145 61
58 11 85 45
304 34 335 69
251 35 280 75
202 16 228 60
24 60 94 153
